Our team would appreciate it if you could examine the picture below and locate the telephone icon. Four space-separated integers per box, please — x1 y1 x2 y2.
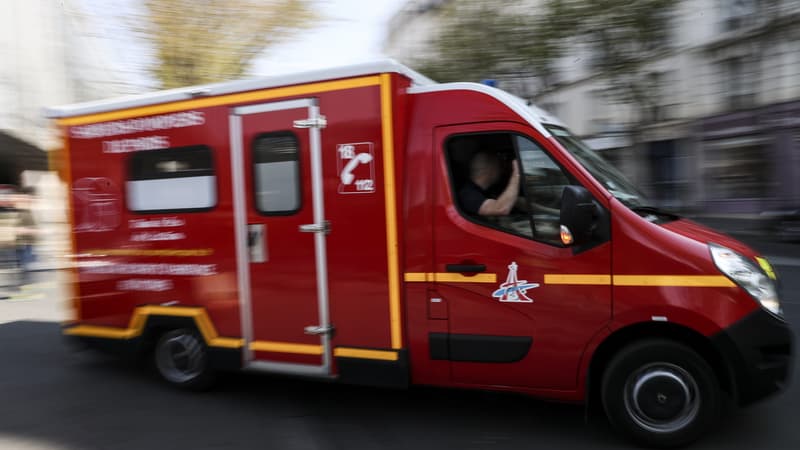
340 153 373 185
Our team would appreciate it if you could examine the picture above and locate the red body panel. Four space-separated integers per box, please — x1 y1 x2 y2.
70 106 241 336
64 73 767 403
610 201 760 335
403 91 613 395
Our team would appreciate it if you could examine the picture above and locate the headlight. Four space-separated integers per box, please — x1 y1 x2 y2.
709 244 782 317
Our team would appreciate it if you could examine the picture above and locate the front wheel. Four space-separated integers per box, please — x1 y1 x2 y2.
154 328 215 390
601 339 721 448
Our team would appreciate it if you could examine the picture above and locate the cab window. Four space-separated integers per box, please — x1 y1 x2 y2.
445 132 574 245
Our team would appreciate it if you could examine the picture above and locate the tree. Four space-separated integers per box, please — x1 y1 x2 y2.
416 0 680 115
137 0 318 88
414 0 562 95
545 0 678 124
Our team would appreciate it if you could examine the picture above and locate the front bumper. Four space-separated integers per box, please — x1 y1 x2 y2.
711 308 794 406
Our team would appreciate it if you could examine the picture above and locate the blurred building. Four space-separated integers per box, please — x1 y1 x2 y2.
1 0 132 268
384 0 800 217
0 0 129 185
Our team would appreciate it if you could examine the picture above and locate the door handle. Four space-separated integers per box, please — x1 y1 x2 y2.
298 220 331 235
445 264 486 273
304 325 335 336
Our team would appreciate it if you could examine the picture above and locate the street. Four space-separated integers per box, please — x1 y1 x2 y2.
0 247 798 450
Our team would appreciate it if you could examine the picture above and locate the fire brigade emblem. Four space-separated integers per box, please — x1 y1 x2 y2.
492 262 539 303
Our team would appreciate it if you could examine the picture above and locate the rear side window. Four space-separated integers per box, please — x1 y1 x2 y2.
252 132 301 215
126 145 216 213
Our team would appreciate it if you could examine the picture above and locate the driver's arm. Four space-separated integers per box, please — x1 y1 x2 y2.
478 160 521 216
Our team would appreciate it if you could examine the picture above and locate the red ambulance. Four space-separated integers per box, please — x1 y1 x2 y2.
47 61 792 447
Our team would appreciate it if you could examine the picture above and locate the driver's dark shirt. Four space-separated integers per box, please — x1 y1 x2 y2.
459 181 490 215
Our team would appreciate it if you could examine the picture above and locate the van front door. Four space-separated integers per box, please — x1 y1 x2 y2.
433 122 612 390
230 99 331 376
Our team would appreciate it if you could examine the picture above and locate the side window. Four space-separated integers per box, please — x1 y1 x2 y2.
253 132 301 215
127 145 216 213
446 133 534 238
445 132 574 245
516 135 573 245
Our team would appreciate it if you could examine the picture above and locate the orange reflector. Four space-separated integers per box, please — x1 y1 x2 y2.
560 225 574 245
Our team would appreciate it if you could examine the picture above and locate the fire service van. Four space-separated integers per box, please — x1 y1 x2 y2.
47 61 792 447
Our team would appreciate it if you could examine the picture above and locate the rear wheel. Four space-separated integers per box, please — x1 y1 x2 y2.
153 328 215 390
601 339 721 448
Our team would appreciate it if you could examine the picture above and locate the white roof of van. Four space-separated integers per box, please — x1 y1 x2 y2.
44 59 566 133
44 60 436 119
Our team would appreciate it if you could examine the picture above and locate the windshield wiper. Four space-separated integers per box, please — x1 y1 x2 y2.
631 206 681 220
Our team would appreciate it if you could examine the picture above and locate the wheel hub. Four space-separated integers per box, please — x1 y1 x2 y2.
624 363 700 433
156 332 205 384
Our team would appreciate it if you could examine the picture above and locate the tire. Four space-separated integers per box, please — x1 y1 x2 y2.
601 339 721 448
153 328 215 390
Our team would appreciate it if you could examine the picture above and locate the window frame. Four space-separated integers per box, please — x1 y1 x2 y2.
125 144 218 215
251 130 303 216
443 130 579 247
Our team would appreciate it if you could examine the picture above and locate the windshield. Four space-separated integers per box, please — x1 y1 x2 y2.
546 126 648 208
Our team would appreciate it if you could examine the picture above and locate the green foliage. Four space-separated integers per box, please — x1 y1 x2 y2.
415 0 560 87
417 0 680 108
138 0 319 89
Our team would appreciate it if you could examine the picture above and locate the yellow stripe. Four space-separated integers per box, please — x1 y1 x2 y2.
138 305 204 317
57 76 381 126
544 274 612 285
209 337 246 349
434 273 497 283
84 248 214 257
249 341 323 355
334 348 399 361
407 272 732 288
404 273 429 282
613 275 736 287
380 73 403 350
62 306 245 349
404 272 497 283
64 325 139 339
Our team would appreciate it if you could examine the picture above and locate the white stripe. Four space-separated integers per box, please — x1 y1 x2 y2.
234 98 313 116
46 59 434 118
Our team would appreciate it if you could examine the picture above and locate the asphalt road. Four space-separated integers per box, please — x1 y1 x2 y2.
0 259 798 449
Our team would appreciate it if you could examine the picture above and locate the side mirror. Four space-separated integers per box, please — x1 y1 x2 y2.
559 186 595 246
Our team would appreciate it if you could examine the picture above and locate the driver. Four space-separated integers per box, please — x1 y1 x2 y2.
459 151 523 216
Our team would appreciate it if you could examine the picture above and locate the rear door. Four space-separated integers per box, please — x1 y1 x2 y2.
432 122 612 390
230 99 332 375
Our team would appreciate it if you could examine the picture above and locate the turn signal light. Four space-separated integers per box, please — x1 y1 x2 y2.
560 225 574 245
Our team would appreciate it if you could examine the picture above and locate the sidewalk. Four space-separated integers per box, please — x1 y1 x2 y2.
0 269 69 323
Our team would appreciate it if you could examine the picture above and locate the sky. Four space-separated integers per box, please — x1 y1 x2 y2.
79 0 409 90
253 0 409 75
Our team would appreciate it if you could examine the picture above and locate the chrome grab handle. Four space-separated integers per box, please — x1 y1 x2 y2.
298 220 330 234
304 325 334 336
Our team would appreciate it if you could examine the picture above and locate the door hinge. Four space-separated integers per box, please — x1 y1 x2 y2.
304 325 335 336
293 116 327 129
298 220 331 235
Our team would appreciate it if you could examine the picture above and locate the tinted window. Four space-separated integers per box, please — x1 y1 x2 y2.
126 145 216 212
253 132 300 214
446 132 575 245
516 136 572 245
